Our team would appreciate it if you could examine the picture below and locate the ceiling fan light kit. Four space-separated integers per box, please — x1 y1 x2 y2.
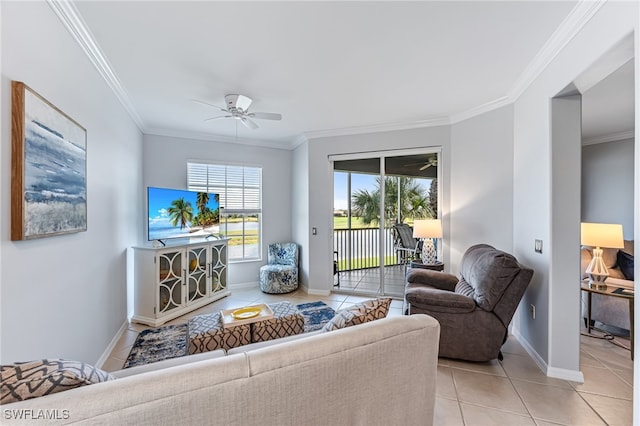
196 94 282 130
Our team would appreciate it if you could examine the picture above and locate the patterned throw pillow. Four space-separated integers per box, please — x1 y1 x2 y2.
322 298 392 332
1 359 115 404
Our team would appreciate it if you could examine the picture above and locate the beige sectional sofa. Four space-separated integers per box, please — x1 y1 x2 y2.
3 315 440 425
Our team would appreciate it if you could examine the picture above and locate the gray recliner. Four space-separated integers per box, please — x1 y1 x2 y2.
405 244 533 362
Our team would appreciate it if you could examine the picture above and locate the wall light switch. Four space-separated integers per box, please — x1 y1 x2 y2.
535 239 543 254
312 227 317 235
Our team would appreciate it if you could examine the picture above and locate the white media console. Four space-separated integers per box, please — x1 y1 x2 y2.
129 238 229 326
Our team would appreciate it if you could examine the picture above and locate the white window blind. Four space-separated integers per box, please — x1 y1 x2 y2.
188 162 262 261
187 163 262 214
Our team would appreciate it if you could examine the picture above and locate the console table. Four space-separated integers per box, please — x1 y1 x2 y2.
581 280 634 360
130 239 230 326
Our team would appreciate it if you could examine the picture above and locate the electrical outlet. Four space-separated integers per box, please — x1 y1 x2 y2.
530 304 536 319
534 239 543 253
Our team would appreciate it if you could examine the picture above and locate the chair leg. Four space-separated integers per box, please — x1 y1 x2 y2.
498 351 504 361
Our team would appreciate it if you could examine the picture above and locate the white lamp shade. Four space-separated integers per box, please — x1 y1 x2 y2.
413 219 443 239
580 223 624 248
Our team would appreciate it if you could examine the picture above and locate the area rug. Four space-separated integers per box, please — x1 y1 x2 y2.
124 324 188 368
124 302 336 368
296 301 336 332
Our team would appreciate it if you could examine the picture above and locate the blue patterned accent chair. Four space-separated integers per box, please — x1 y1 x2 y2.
259 243 299 294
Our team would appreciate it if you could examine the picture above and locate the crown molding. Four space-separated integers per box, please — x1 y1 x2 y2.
449 96 512 125
144 127 296 151
291 134 309 149
507 0 606 102
582 129 635 146
304 115 450 140
47 0 145 130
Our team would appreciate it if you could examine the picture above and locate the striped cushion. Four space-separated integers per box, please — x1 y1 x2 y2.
1 359 114 404
322 298 391 332
455 279 475 298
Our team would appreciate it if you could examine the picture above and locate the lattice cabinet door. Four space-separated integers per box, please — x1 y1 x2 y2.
186 244 209 305
156 249 185 314
209 242 228 294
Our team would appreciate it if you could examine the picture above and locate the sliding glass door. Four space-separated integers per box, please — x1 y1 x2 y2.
332 148 440 297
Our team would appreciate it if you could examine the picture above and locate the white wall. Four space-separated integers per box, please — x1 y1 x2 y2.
450 105 515 274
292 141 310 289
513 1 639 382
582 138 635 239
0 2 142 363
549 93 582 376
142 134 292 286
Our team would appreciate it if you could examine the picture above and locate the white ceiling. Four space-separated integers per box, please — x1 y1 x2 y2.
582 59 635 144
68 1 632 148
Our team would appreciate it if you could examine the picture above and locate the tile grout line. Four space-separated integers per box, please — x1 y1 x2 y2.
574 390 611 425
446 365 467 426
502 360 550 425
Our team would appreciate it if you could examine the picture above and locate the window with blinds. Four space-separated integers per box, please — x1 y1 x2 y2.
188 162 261 261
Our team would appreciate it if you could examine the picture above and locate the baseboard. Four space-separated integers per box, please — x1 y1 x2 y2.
305 287 331 297
95 321 128 369
547 365 585 383
511 328 584 383
229 282 258 289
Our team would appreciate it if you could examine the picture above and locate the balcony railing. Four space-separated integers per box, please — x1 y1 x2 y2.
334 227 400 271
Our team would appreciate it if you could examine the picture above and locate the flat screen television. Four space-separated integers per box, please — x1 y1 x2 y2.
147 186 220 242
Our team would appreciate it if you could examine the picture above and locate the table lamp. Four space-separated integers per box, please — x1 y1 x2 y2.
413 219 442 265
580 222 624 288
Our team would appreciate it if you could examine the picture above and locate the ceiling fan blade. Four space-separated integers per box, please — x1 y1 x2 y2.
249 112 282 120
204 115 231 122
240 117 259 130
192 99 228 112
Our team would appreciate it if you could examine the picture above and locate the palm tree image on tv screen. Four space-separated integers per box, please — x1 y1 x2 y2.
148 187 220 241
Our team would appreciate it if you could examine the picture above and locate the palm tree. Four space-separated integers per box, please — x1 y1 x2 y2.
351 176 435 226
428 179 438 218
193 192 221 227
196 192 209 216
167 198 194 229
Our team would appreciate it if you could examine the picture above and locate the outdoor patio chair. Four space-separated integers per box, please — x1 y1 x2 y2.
392 223 422 265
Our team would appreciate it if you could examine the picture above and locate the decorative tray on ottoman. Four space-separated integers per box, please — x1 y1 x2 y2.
221 304 274 328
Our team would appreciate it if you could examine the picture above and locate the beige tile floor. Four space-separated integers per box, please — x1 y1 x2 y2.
103 287 634 425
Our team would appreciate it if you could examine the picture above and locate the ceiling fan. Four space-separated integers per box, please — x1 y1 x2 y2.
195 94 282 130
405 156 438 171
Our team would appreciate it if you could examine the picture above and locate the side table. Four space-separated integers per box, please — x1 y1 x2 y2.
580 280 634 360
410 260 444 272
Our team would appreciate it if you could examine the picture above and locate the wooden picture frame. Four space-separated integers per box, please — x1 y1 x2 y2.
11 81 87 240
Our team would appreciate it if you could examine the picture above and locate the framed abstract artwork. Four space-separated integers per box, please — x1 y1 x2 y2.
11 81 87 240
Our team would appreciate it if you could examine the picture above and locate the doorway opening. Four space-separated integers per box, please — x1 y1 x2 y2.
331 148 441 297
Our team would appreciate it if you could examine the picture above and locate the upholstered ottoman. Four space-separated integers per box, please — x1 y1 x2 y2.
188 312 250 354
251 301 305 343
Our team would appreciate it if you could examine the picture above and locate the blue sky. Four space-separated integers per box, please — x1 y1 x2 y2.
148 187 219 228
334 172 377 210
